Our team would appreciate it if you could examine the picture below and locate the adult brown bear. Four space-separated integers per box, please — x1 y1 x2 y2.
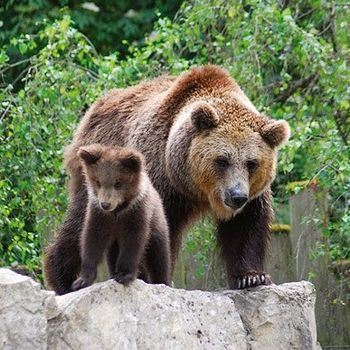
44 65 290 294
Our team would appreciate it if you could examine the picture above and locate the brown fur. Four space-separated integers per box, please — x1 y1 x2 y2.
44 65 289 292
45 145 170 293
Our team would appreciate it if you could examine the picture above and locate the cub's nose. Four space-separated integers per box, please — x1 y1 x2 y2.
224 189 248 209
100 202 111 211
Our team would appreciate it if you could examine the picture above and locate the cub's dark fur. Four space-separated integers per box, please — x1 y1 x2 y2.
45 144 170 293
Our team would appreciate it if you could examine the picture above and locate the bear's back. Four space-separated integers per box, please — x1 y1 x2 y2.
71 75 175 147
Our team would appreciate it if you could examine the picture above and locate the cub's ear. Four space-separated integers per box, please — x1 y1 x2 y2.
260 120 290 148
120 151 143 173
78 145 102 164
191 102 219 131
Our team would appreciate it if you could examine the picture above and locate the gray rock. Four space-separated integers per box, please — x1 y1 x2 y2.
226 281 321 350
0 268 321 349
48 279 247 350
0 268 56 350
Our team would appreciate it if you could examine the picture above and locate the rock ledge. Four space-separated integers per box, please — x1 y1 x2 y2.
0 268 320 350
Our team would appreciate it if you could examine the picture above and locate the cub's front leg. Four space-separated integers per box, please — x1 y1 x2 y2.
112 216 148 285
72 204 113 291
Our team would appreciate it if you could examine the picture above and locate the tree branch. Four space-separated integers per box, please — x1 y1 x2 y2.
333 110 349 146
328 1 338 54
273 73 319 103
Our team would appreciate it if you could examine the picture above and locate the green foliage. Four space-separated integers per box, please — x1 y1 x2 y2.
1 1 181 55
1 0 349 276
185 218 216 277
0 16 101 271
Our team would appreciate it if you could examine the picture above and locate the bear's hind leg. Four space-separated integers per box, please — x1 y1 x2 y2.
43 176 87 295
145 219 171 285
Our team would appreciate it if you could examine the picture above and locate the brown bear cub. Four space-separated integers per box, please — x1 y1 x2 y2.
67 144 170 291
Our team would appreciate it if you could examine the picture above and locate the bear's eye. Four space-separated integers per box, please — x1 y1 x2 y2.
215 156 230 169
114 181 122 190
247 160 259 173
96 180 101 188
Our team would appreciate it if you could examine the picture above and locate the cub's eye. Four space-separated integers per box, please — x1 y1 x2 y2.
215 156 230 169
114 181 122 190
96 180 101 188
247 160 259 173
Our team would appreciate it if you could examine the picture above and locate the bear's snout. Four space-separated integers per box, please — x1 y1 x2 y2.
224 188 248 209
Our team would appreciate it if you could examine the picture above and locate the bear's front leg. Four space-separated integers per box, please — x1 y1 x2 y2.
217 191 273 290
72 204 112 291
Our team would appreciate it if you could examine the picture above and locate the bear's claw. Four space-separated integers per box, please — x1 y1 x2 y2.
234 273 272 289
71 277 92 291
112 271 136 285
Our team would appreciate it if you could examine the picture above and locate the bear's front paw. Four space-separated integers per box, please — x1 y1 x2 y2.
71 277 92 291
232 272 272 289
112 271 136 285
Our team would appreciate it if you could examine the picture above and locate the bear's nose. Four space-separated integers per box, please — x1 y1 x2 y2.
224 189 248 209
232 195 248 208
100 202 111 211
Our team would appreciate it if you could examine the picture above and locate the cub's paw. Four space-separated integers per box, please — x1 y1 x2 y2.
112 271 136 285
232 272 272 290
71 277 92 291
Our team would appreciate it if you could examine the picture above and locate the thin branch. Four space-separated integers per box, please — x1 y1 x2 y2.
67 62 99 80
79 33 98 57
296 7 317 21
254 17 263 84
0 104 11 121
273 73 319 103
11 65 34 87
278 0 289 11
328 1 339 53
333 110 349 146
310 156 342 183
318 21 333 36
0 57 34 74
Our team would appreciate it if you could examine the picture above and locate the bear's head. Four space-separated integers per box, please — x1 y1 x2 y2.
78 144 144 212
166 100 290 220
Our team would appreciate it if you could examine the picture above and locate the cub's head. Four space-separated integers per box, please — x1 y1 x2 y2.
78 144 144 212
166 100 290 220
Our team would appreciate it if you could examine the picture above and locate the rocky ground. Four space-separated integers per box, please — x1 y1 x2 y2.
0 268 321 350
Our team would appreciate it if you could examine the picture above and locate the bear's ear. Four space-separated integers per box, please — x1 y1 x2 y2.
120 151 143 173
260 120 290 148
191 102 219 131
78 145 102 165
